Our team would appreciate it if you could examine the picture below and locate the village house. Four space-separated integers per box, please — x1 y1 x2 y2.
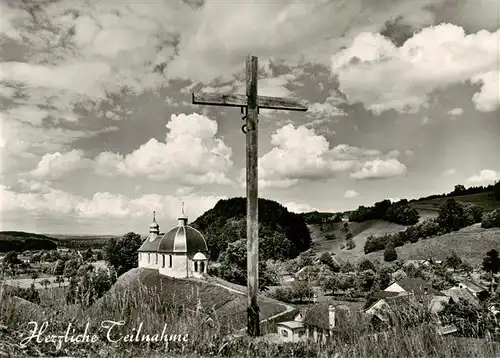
284 302 361 343
442 287 480 307
137 209 209 279
366 278 452 326
458 280 488 297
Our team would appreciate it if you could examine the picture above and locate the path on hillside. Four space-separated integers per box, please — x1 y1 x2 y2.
206 277 295 330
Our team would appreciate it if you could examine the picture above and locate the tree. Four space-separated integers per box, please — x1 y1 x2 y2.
437 199 467 232
384 245 397 262
3 251 21 266
63 259 80 278
346 238 355 250
290 280 313 302
453 185 466 195
495 181 500 201
482 209 500 229
105 232 143 276
482 249 500 294
319 253 339 272
358 259 376 272
439 299 496 338
445 251 463 271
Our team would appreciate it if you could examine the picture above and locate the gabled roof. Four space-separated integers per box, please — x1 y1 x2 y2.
443 287 480 307
277 321 304 330
389 278 445 296
459 280 487 292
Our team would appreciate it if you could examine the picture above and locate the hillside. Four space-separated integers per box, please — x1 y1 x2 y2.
413 191 500 213
97 268 288 331
192 197 311 261
309 220 408 260
364 225 500 267
0 231 59 252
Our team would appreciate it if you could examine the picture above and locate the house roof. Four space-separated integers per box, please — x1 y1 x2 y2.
390 278 445 296
277 321 304 330
443 287 480 307
302 302 353 330
459 280 486 292
438 324 458 335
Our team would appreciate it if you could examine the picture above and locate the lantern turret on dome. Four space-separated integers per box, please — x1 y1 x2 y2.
178 202 188 226
149 211 160 234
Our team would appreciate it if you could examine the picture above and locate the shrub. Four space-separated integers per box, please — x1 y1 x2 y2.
364 234 393 254
346 238 355 250
325 233 336 241
462 202 484 225
482 209 500 228
384 245 397 262
319 253 339 272
358 259 376 272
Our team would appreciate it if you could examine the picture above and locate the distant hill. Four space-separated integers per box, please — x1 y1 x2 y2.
0 231 59 252
412 191 500 213
192 197 312 261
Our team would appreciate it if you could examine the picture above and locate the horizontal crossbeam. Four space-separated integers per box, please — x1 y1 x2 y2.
192 93 308 112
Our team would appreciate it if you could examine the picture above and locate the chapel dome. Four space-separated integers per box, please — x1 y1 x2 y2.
157 225 208 254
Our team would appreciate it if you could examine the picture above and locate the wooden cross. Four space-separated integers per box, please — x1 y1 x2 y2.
192 55 307 336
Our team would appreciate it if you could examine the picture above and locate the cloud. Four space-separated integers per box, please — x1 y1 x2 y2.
331 24 500 114
465 169 500 186
94 113 233 185
284 202 317 213
28 150 92 180
448 108 464 117
344 190 360 199
167 0 443 83
350 158 407 180
0 184 225 225
443 168 456 176
254 124 404 188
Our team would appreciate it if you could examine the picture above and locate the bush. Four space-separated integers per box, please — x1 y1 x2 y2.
346 238 355 250
384 245 397 262
319 253 340 272
462 203 484 225
482 209 500 228
364 234 393 254
358 259 376 272
325 233 336 241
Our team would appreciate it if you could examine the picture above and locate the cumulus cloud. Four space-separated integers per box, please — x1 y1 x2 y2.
28 150 92 180
284 202 317 213
253 124 405 188
0 184 225 225
344 190 360 198
349 158 407 180
448 108 464 117
466 169 500 186
332 24 500 114
94 113 233 185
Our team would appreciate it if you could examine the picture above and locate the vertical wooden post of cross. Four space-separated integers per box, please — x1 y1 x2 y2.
245 55 260 337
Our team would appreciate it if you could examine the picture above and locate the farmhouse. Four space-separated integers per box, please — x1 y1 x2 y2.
137 210 209 279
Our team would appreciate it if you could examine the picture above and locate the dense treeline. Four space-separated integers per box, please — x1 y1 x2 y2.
0 231 58 252
364 199 485 254
299 211 343 225
411 182 500 202
192 197 312 262
348 199 420 225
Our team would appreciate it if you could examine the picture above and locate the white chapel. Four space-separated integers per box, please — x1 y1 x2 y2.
137 207 209 278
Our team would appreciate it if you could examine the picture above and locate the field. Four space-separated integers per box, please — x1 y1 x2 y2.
309 220 407 261
364 224 500 267
413 192 500 213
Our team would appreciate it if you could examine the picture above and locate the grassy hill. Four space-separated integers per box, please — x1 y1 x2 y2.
98 268 288 331
0 231 59 252
364 224 500 267
413 191 500 213
309 220 408 260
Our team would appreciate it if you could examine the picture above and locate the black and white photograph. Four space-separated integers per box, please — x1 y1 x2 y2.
1 0 499 357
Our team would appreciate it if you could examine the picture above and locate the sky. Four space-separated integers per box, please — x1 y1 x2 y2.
1 0 499 235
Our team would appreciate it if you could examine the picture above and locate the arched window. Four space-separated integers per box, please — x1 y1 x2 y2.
155 254 158 265
148 253 150 263
162 255 165 268
194 261 198 272
169 255 172 268
200 261 205 273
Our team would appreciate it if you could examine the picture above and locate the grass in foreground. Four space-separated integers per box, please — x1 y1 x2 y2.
1 270 500 357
